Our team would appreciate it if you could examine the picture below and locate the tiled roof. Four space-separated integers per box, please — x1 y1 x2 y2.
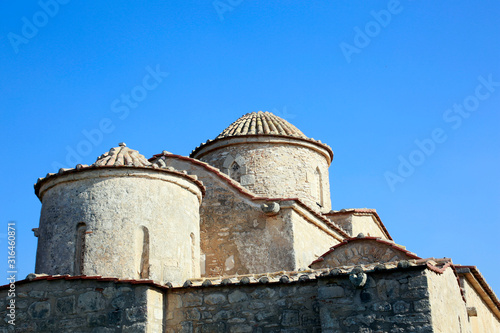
35 144 205 198
0 258 450 291
190 111 333 159
148 152 349 239
217 111 307 139
93 143 151 167
309 236 421 267
455 265 500 319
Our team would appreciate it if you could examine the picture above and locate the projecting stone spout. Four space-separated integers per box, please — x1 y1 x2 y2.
261 202 280 215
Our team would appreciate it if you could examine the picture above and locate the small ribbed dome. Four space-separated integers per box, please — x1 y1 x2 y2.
93 143 151 167
216 111 307 139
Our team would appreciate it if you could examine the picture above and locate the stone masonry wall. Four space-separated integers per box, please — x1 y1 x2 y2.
317 268 434 332
1 266 480 332
427 268 472 333
163 156 341 277
290 210 340 271
461 278 500 333
198 142 332 213
166 282 322 332
325 213 388 240
164 157 297 276
35 168 201 285
166 266 436 332
0 278 163 333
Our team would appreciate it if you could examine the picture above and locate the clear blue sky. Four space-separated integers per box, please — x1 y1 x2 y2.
1 1 499 293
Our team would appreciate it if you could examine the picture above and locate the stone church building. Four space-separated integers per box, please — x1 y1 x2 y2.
1 111 499 332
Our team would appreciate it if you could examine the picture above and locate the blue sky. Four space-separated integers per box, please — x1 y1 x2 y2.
1 1 499 293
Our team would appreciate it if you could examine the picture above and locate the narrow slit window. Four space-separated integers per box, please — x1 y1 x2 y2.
315 167 324 208
74 222 87 275
190 233 196 276
140 226 150 279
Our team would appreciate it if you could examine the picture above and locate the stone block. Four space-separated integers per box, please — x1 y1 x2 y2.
28 290 45 299
376 279 400 300
229 290 248 303
408 275 428 289
122 323 147 333
108 309 123 326
185 308 201 320
78 291 106 312
413 299 430 312
56 295 76 315
229 324 253 333
183 293 203 307
201 322 226 333
180 321 193 333
88 313 107 327
281 310 300 327
28 301 51 319
125 306 147 322
204 293 227 305
393 300 410 314
250 287 276 299
318 285 344 299
240 174 255 186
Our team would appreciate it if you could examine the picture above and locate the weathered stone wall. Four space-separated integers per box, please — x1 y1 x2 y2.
350 215 387 239
325 212 389 240
2 266 487 332
318 268 434 332
162 156 342 277
35 168 202 284
461 278 500 333
289 210 340 270
427 267 471 333
0 279 163 332
196 140 332 213
165 282 322 332
165 266 437 332
163 157 297 276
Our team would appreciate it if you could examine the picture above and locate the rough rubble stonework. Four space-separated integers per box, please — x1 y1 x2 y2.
1 111 499 332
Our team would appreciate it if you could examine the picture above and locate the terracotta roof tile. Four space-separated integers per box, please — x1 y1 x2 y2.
93 143 151 167
454 265 500 318
148 153 349 239
190 111 333 160
217 111 307 139
1 259 449 291
35 144 205 198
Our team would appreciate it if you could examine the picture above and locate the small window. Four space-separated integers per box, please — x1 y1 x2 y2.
139 226 150 279
190 233 196 276
74 222 87 275
314 167 324 207
229 161 243 182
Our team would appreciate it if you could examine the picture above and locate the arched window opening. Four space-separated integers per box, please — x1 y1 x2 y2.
74 222 87 275
139 226 150 279
190 233 196 276
229 161 243 182
315 167 324 208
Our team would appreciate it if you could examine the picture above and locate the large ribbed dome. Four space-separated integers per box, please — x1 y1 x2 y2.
190 111 333 160
216 111 307 139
